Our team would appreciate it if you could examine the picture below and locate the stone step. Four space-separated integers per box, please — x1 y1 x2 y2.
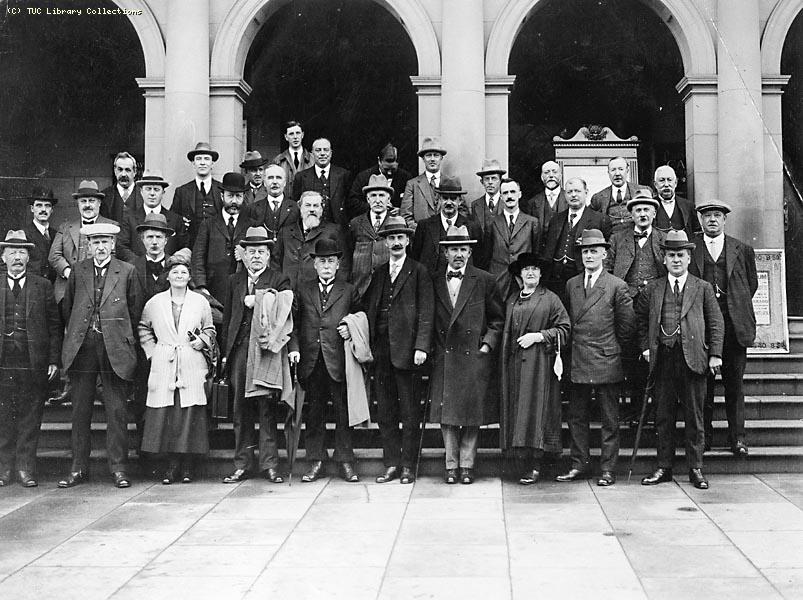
715 374 803 396
744 353 803 374
788 317 803 335
787 333 803 353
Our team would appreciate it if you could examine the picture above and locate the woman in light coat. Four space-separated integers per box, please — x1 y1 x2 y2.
139 251 215 484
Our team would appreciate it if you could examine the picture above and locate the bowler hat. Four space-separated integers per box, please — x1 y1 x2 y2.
239 150 269 170
0 230 35 249
135 170 170 188
439 225 477 246
695 199 732 215
219 172 248 193
626 187 660 211
80 222 120 238
377 215 414 237
21 185 58 206
362 173 394 196
476 158 507 177
135 213 175 236
576 229 610 249
660 229 696 250
417 137 447 157
238 226 275 248
187 142 219 162
435 177 467 196
310 236 343 258
72 180 105 200
508 252 549 277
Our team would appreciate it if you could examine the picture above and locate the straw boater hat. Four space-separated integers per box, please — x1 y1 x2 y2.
80 222 120 237
626 186 660 211
20 185 58 206
439 225 477 246
71 180 105 200
660 229 696 250
218 172 248 193
135 170 170 188
434 177 468 196
695 199 732 214
362 173 394 196
135 213 175 236
476 158 507 177
0 230 35 249
417 136 447 157
187 142 219 162
576 228 610 249
377 215 414 237
309 237 343 258
239 150 269 170
238 226 275 248
508 252 549 277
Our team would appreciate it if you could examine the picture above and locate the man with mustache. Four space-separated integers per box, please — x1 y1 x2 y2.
347 174 394 298
653 165 701 240
100 152 139 223
250 164 299 240
21 186 58 282
521 160 568 241
590 157 638 237
348 143 413 211
241 151 270 207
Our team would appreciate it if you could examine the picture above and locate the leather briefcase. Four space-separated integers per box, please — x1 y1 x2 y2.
209 378 231 420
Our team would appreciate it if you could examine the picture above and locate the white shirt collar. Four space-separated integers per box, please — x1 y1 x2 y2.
94 257 112 269
440 213 457 231
117 184 133 198
568 205 585 222
447 265 466 277
371 211 387 224
32 220 49 235
222 211 237 225
319 277 335 289
315 165 330 178
146 253 166 263
7 273 26 288
585 266 604 288
705 232 725 243
634 225 653 236
427 171 441 184
248 267 266 282
269 194 284 206
503 208 520 221
487 192 500 204
144 204 162 215
668 272 689 291
195 176 212 191
389 255 406 270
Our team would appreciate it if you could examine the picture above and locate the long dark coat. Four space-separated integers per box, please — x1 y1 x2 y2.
428 265 504 426
191 213 250 306
499 285 569 451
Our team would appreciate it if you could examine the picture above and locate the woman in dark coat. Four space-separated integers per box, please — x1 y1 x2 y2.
500 253 570 485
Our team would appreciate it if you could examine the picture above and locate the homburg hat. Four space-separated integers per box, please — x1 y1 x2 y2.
362 173 394 196
476 158 507 177
417 137 447 157
71 180 105 200
238 226 275 248
135 213 175 236
660 229 697 250
626 186 660 211
0 230 35 249
576 228 610 249
239 151 269 170
439 225 477 246
377 215 414 237
187 142 219 162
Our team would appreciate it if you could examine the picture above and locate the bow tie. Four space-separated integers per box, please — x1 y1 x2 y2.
447 270 463 280
82 220 95 226
634 231 649 239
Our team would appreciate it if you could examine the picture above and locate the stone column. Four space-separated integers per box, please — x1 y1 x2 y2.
410 76 442 174
716 0 771 246
676 77 718 210
162 0 210 207
440 0 485 197
762 75 791 239
210 79 252 173
485 76 516 176
135 78 165 174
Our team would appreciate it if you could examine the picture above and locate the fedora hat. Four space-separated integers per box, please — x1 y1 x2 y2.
439 225 477 246
508 252 549 277
476 158 507 177
417 137 447 157
21 185 58 206
377 215 414 237
135 213 175 236
239 150 269 169
135 170 170 188
310 236 343 258
219 172 248 193
626 186 659 211
80 222 120 238
187 142 219 162
660 229 696 250
362 173 394 196
0 230 35 249
238 226 275 248
71 180 105 200
435 177 467 196
576 228 610 249
695 199 732 215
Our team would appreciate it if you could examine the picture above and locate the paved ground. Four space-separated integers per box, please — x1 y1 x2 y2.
1 472 802 599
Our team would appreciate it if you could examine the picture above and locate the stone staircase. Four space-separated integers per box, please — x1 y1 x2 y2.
35 319 803 478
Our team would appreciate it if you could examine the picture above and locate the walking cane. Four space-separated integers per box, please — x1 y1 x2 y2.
413 374 431 481
627 371 655 482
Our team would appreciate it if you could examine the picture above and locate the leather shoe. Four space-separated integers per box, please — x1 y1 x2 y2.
302 460 324 483
400 467 415 484
180 468 193 484
375 466 398 484
340 462 359 482
689 468 709 489
459 468 474 485
0 470 11 486
556 468 585 482
48 388 71 406
597 471 616 487
222 469 249 484
162 462 179 485
641 468 673 486
732 441 749 458
17 471 38 488
519 469 540 485
444 468 458 484
58 471 88 488
264 468 284 483
112 472 131 488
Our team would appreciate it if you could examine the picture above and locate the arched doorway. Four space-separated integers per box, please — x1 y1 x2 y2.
242 0 418 173
506 0 685 196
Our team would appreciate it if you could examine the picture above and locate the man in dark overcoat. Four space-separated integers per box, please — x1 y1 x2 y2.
589 157 638 237
348 174 393 299
250 164 299 241
241 151 269 207
689 200 758 457
653 165 701 239
57 223 143 489
429 225 504 485
521 160 568 241
636 230 724 489
99 151 139 223
171 142 223 249
557 229 635 486
21 186 58 282
0 231 61 487
364 216 433 484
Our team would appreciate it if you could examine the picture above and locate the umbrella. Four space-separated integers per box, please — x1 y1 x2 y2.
627 373 655 482
284 366 306 484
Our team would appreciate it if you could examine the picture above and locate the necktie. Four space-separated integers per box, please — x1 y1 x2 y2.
374 215 382 230
616 188 623 204
390 263 399 283
445 218 452 231
674 279 680 298
429 176 437 192
293 152 300 169
121 189 130 202
95 266 106 278
43 229 50 241
569 213 576 228
447 270 463 280
319 281 331 304
248 278 255 295
200 182 207 196
509 214 515 234
319 171 327 188
272 200 280 213
9 276 22 298
584 274 592 296
488 199 495 213
226 217 235 238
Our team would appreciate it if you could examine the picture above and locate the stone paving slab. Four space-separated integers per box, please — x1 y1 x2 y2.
1 474 802 599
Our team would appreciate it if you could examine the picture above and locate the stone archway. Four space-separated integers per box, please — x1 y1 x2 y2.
762 0 803 74
115 0 165 77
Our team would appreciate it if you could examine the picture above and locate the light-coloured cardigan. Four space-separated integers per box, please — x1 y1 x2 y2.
138 289 215 408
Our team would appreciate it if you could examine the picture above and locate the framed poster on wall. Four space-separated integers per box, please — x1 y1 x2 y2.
748 249 790 354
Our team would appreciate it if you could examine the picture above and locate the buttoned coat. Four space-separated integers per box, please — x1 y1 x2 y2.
0 274 61 371
689 233 758 347
348 212 390 299
273 148 314 200
364 257 434 370
48 216 119 303
428 265 504 426
250 195 299 241
410 213 486 276
605 228 667 292
400 173 437 229
635 274 724 375
521 189 568 240
61 257 143 381
348 165 414 210
117 206 186 263
469 194 504 236
540 208 611 264
171 179 223 248
191 213 250 306
294 278 360 382
654 195 701 239
485 212 541 277
22 222 57 282
566 271 635 384
292 165 358 228
270 221 351 289
100 185 138 224
590 182 638 216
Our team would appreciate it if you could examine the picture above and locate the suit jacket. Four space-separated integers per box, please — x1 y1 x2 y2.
410 213 486 276
565 270 635 384
349 165 414 210
348 212 390 299
654 195 701 239
590 182 638 216
294 277 360 382
100 185 138 224
605 228 667 295
132 254 171 303
191 213 250 307
540 207 611 264
270 221 351 289
244 184 269 207
221 268 293 361
0 274 62 371
22 221 57 282
61 258 143 380
636 274 724 375
292 165 357 228
689 233 758 347
485 211 541 276
117 206 186 263
171 179 223 248
364 256 433 370
273 148 314 200
250 195 299 240
469 194 504 236
521 189 568 240
400 173 438 229
48 215 119 303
